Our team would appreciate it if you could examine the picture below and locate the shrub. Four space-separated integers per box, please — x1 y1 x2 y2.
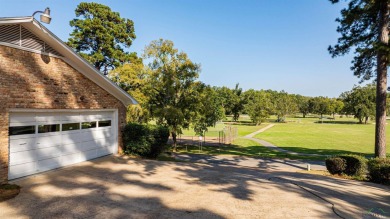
123 123 169 158
325 157 346 175
368 158 390 185
339 154 367 177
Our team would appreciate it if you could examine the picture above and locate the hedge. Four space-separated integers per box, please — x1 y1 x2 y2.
325 154 367 177
368 158 390 185
325 157 346 175
338 154 368 177
123 123 169 158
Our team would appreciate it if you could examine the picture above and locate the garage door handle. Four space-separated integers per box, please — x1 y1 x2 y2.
19 143 26 145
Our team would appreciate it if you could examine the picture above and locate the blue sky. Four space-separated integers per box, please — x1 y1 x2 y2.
1 0 362 97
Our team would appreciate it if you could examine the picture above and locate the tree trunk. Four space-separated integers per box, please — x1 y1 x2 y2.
303 113 306 118
365 116 368 124
171 131 177 152
375 0 389 158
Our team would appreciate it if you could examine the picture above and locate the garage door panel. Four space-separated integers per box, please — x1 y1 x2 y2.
80 113 99 121
61 153 83 166
10 151 38 165
95 137 113 148
61 142 97 155
9 138 36 153
93 129 112 139
8 162 36 179
80 149 98 160
10 146 62 165
79 130 96 142
97 147 112 156
62 132 83 144
61 113 80 122
9 111 116 180
10 113 35 123
83 141 99 151
97 112 112 119
37 157 62 172
36 113 61 123
36 135 61 148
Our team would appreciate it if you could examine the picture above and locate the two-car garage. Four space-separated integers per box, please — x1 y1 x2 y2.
8 110 118 180
0 17 136 184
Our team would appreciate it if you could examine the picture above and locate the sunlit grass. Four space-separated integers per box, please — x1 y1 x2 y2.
255 117 390 157
176 138 324 160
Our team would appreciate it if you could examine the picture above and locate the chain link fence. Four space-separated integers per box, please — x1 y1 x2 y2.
176 126 238 147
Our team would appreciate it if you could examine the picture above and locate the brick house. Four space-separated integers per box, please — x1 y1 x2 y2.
0 17 137 183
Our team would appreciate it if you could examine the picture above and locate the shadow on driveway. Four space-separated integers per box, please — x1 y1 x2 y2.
1 155 389 218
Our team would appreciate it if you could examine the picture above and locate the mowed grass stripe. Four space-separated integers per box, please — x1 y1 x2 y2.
255 122 390 156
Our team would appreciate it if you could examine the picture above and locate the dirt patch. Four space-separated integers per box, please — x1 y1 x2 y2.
0 184 21 202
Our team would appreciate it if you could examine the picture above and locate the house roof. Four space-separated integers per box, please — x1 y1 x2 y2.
0 16 137 106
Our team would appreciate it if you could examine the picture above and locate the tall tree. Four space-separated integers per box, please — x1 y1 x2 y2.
329 0 389 157
143 39 201 150
271 91 298 122
109 57 150 123
231 83 245 121
68 2 137 75
295 95 312 118
215 86 235 116
310 96 331 118
328 98 345 118
193 85 225 135
244 90 272 125
340 85 376 124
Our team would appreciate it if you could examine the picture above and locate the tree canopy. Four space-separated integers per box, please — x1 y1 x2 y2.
244 90 272 125
68 2 137 75
109 58 150 123
340 84 376 124
143 39 201 150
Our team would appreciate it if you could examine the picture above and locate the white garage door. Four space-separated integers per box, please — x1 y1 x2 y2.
8 111 117 180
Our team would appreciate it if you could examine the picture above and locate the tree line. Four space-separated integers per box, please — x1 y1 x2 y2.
66 2 388 156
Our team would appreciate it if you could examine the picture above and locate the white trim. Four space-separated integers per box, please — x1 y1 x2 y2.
0 17 32 24
112 109 119 154
0 42 63 59
9 108 118 113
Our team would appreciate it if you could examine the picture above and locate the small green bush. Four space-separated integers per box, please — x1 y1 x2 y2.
325 157 346 175
368 158 390 185
123 123 169 158
339 154 367 177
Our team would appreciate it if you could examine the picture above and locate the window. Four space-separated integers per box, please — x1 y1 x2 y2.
82 121 97 129
98 120 111 127
38 124 60 133
9 126 35 136
62 123 80 131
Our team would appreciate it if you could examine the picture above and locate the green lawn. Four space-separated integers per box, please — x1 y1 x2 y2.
232 123 269 137
176 138 323 160
173 114 390 160
255 120 390 156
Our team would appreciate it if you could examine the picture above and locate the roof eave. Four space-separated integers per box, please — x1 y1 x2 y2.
0 16 33 24
10 17 138 106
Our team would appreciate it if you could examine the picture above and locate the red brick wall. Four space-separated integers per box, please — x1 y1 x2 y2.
0 45 127 183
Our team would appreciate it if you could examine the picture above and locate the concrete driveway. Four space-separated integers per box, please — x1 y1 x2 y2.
1 156 389 218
